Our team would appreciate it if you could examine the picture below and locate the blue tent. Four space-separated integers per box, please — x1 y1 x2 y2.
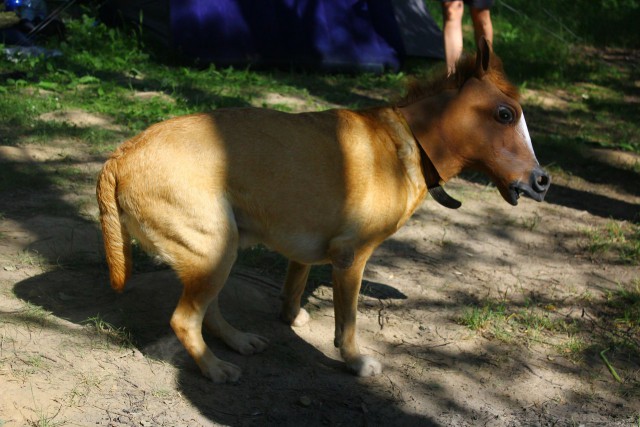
102 0 444 72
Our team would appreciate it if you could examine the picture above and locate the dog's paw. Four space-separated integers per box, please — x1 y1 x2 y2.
227 332 269 355
280 306 310 327
291 307 310 327
348 355 382 377
202 360 242 383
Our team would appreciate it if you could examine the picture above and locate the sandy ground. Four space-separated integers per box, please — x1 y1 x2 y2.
0 111 639 426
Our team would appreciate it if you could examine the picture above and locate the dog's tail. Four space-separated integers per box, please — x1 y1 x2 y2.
96 158 131 292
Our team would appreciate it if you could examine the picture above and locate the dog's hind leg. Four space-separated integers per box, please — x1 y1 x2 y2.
280 261 311 327
171 248 244 382
171 260 241 383
332 251 382 377
169 206 247 383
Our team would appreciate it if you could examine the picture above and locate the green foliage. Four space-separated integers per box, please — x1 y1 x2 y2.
493 0 640 47
426 0 640 83
63 14 150 72
0 13 406 153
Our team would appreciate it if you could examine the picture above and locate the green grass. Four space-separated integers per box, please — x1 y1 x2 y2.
459 301 507 331
29 405 64 427
603 280 640 349
584 221 640 265
458 300 578 345
25 354 45 369
0 14 408 155
459 279 640 365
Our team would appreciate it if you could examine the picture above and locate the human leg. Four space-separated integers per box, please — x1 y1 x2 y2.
470 7 493 46
441 0 465 74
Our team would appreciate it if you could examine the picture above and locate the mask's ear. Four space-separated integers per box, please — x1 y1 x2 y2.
475 37 491 78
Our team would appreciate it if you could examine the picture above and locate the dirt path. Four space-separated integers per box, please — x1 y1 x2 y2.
0 114 639 426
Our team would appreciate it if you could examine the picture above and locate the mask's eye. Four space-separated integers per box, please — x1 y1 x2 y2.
496 105 515 124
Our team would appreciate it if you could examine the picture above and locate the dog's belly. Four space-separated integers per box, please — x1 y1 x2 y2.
269 232 329 264
239 226 329 265
234 204 334 264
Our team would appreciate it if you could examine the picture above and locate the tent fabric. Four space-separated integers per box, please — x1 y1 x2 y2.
101 0 444 71
171 0 406 72
392 0 444 59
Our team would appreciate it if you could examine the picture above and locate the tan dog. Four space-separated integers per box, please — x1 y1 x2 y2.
97 40 549 382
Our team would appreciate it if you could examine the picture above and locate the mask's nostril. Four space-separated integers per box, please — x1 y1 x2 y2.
532 168 551 192
537 174 549 187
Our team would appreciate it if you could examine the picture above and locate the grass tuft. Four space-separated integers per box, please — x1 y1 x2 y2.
82 314 133 348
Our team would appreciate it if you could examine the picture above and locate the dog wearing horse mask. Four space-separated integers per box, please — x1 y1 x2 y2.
97 38 550 382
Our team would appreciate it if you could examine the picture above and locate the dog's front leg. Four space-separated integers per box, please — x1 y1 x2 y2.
280 261 311 327
332 254 382 377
